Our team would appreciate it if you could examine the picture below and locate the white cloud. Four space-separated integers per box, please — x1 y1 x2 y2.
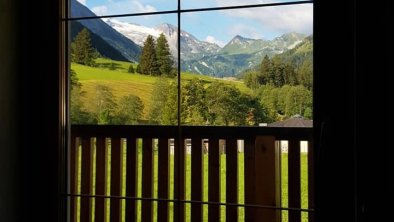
205 36 225 47
77 0 87 6
131 1 157 13
92 6 108 16
217 0 313 35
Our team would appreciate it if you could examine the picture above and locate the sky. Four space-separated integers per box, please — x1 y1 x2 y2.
76 0 313 45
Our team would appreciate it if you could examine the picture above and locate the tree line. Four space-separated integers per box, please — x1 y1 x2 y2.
243 54 312 90
71 28 175 77
149 78 268 126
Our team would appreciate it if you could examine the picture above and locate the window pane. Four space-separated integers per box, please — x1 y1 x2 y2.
180 5 313 126
70 0 177 18
181 0 309 10
69 14 178 125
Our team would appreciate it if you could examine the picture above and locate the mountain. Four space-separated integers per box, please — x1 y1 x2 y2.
183 33 307 76
277 35 313 68
104 19 221 60
220 33 306 56
71 0 140 61
70 21 129 62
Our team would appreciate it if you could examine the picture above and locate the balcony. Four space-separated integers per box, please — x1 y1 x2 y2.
69 125 313 222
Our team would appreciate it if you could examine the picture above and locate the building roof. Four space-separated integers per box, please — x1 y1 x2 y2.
268 114 313 128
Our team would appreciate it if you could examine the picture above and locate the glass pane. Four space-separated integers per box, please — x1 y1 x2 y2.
69 14 178 125
181 0 309 9
180 5 313 126
70 0 177 18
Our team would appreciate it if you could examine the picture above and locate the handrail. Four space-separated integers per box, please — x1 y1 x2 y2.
71 124 312 140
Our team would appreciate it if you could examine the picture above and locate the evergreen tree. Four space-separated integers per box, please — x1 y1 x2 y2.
71 28 97 66
260 55 273 85
139 35 160 75
128 64 135 73
136 64 141 73
272 56 285 87
156 33 174 77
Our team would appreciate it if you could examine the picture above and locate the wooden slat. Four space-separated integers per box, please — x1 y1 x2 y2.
226 138 238 222
110 138 122 222
208 138 220 222
308 139 315 222
254 136 279 221
244 137 256 222
191 138 203 222
95 137 107 222
158 138 169 222
80 137 93 222
174 138 185 222
126 137 138 222
69 136 78 222
288 139 301 222
141 138 153 222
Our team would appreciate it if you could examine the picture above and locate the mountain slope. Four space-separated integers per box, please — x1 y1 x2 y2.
71 0 141 61
70 21 129 62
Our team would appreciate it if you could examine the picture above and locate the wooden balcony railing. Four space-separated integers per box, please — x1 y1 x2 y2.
69 125 314 222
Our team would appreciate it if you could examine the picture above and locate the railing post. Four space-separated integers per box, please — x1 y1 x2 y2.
288 139 301 222
126 137 138 222
142 138 153 222
80 137 94 222
191 138 203 222
69 136 78 222
226 138 239 222
254 136 279 222
95 137 107 222
208 138 220 222
110 137 123 222
158 138 170 222
244 137 256 222
174 138 185 222
308 139 314 222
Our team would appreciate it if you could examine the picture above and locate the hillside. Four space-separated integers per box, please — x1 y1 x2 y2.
72 58 250 119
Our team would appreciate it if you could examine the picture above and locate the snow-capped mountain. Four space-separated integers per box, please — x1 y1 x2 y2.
104 19 160 46
104 19 221 60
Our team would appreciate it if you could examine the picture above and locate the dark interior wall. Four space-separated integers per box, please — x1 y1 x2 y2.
0 0 18 221
314 1 391 222
0 0 62 221
355 1 392 222
314 1 357 221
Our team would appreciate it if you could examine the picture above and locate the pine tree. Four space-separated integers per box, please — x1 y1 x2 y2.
156 33 174 77
139 35 160 75
71 28 97 66
260 55 273 85
128 64 135 73
136 64 141 73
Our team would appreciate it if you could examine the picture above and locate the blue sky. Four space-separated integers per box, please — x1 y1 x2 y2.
76 0 313 45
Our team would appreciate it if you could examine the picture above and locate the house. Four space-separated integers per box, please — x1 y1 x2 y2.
268 115 312 153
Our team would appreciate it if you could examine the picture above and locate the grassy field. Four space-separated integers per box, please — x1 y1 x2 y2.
71 58 251 118
75 142 309 222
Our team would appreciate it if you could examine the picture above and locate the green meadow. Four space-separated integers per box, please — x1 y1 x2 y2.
72 58 250 118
